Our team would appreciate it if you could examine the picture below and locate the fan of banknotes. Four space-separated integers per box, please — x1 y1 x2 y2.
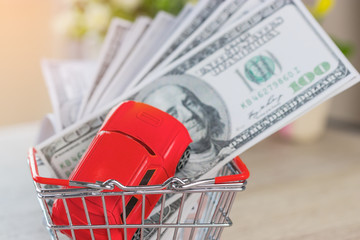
37 0 359 238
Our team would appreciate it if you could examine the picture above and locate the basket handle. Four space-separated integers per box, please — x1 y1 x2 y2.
28 147 70 186
29 147 249 187
214 156 250 184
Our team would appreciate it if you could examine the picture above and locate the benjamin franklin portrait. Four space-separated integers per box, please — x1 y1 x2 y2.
134 74 230 179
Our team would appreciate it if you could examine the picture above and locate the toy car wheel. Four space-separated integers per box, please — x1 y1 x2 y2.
176 146 191 172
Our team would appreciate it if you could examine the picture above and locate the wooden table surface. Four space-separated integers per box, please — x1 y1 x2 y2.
0 123 359 239
223 126 360 240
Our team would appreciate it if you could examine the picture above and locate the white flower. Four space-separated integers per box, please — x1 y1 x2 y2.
112 0 142 12
84 2 112 33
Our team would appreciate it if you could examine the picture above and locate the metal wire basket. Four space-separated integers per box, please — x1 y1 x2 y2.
28 148 249 240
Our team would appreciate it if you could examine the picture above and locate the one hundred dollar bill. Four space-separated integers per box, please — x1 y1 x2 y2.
227 0 271 24
37 110 108 178
35 113 58 144
91 12 177 112
37 0 358 182
151 0 225 70
129 0 359 180
77 18 131 119
152 0 249 72
41 59 96 130
110 0 226 106
81 17 150 118
82 5 193 116
136 0 274 93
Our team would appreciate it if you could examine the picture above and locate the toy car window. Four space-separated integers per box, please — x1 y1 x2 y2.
112 130 155 156
139 169 156 186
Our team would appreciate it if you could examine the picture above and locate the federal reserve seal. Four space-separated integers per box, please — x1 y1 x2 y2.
245 55 276 84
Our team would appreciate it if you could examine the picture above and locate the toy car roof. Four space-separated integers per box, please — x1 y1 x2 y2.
101 101 191 157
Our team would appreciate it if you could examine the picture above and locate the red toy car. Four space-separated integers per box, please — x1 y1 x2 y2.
52 101 192 239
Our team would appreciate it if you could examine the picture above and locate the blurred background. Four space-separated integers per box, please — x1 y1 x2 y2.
0 0 192 127
0 0 359 136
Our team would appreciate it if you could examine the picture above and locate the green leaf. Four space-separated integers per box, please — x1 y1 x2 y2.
331 36 355 58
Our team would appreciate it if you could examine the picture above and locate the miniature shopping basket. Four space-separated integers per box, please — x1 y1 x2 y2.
28 148 249 240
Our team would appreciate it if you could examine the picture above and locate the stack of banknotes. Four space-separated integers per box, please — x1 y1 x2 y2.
37 0 359 238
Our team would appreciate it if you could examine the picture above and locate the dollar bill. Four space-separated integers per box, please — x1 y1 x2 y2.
41 59 96 129
38 0 358 187
151 0 249 73
131 1 358 180
129 0 274 97
158 192 221 240
163 3 194 39
140 190 225 239
141 197 183 240
91 12 177 113
35 113 58 144
128 0 359 180
110 0 226 105
226 0 271 24
77 18 131 119
150 0 225 68
83 5 195 116
128 0 276 93
37 110 109 178
81 16 152 118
